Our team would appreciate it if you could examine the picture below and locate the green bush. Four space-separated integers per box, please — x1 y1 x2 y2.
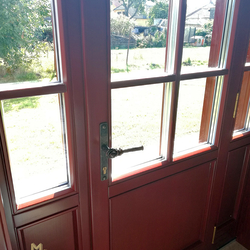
3 96 41 113
136 30 166 48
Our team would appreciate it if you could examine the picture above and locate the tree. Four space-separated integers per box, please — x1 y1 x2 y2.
119 0 146 19
148 2 169 25
196 20 213 37
195 20 213 45
111 13 135 37
0 0 51 71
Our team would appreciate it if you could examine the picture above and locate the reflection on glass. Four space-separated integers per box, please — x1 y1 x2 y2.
2 94 69 201
112 84 164 178
110 0 169 79
181 0 219 72
174 78 207 154
234 71 250 133
0 0 57 85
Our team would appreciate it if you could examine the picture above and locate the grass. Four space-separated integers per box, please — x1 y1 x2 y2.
3 96 40 113
111 46 210 74
2 94 68 200
0 45 212 188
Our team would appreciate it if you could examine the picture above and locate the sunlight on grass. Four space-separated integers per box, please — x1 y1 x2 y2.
2 94 68 200
0 48 56 84
111 46 210 77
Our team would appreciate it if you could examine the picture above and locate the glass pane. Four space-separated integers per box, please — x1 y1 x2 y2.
2 94 69 202
233 71 250 132
111 0 169 80
181 0 224 72
111 84 165 179
0 0 58 85
174 78 208 154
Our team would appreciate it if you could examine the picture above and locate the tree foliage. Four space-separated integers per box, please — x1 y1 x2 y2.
148 2 169 25
195 20 213 37
0 0 51 71
119 0 146 18
110 13 135 37
195 20 213 45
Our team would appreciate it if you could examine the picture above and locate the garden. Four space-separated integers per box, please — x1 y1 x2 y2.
0 0 214 194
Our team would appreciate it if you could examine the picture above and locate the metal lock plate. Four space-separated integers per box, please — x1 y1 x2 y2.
100 122 109 181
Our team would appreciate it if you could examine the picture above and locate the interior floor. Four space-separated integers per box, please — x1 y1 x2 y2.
220 241 248 250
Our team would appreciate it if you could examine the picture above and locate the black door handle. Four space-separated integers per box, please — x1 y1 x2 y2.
102 145 144 159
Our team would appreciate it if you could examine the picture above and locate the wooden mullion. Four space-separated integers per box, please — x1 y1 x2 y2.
164 0 173 72
199 0 228 142
167 0 187 161
111 74 175 89
0 82 66 100
180 68 228 81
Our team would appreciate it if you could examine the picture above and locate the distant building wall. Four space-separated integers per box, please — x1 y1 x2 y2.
111 35 136 49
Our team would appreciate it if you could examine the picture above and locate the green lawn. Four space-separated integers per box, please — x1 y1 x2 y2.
111 46 211 74
1 46 212 190
2 94 68 200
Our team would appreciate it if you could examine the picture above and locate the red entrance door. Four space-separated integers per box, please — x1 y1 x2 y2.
1 0 250 249
83 0 250 249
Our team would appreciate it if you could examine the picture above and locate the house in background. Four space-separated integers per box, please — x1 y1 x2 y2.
111 0 155 27
186 0 215 27
184 0 215 45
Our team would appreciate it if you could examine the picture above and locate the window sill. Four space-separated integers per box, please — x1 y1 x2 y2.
16 185 74 210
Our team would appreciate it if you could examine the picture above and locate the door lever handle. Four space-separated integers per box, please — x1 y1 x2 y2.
102 145 144 159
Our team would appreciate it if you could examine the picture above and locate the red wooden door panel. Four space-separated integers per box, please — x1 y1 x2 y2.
237 146 250 249
110 162 215 250
17 209 79 250
218 147 248 225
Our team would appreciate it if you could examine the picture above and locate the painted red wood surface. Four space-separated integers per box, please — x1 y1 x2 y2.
110 163 215 250
237 146 250 249
199 0 228 142
218 147 247 225
0 192 12 250
18 209 79 250
0 0 90 249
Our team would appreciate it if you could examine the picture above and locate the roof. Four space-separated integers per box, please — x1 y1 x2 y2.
113 4 125 11
185 0 215 26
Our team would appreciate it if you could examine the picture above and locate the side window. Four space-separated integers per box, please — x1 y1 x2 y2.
0 0 71 208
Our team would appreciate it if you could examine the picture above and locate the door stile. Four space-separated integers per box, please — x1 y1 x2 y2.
60 0 93 249
80 0 110 249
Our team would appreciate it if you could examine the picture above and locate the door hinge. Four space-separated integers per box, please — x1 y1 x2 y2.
233 93 239 119
212 226 217 244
